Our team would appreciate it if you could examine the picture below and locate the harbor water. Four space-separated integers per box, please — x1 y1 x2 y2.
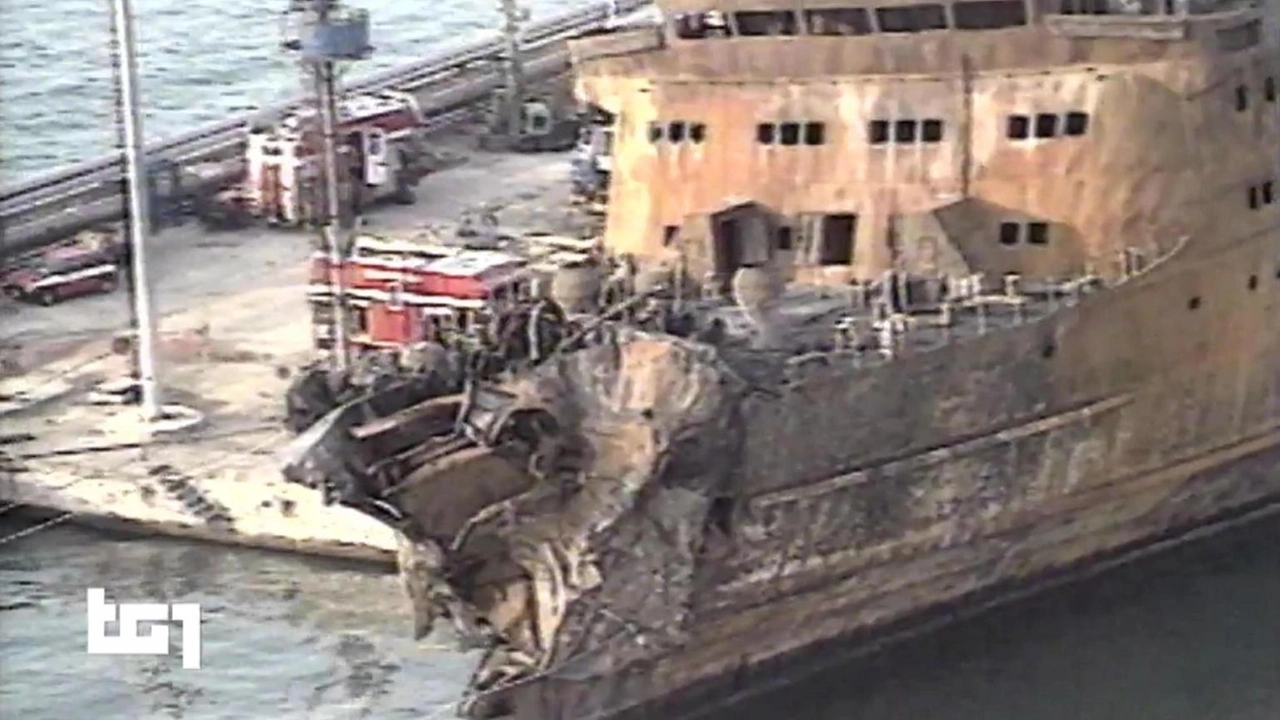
1 516 1278 720
2 0 1279 717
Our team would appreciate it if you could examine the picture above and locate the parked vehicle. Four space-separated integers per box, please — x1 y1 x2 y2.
0 229 123 306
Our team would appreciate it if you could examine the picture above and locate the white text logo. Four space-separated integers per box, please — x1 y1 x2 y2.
85 588 202 669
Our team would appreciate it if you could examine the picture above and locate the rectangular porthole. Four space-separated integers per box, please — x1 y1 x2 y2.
869 120 890 144
1034 113 1058 138
1006 115 1029 139
1063 112 1089 136
999 222 1021 245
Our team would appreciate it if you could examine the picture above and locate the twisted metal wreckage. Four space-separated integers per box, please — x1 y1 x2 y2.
280 260 761 715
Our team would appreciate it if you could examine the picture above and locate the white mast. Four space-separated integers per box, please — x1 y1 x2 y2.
109 0 163 421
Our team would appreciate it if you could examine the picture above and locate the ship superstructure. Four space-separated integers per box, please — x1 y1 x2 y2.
281 2 1280 719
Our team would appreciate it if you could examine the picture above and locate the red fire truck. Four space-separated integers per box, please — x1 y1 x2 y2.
306 230 596 353
239 90 431 226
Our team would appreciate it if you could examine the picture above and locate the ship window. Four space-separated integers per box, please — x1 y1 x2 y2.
1263 181 1274 205
1187 296 1201 311
352 307 369 334
804 8 871 35
1248 274 1259 290
819 214 857 265
780 122 801 145
876 4 948 33
998 222 1021 245
690 122 707 143
921 119 944 142
673 12 711 39
1266 77 1276 102
776 226 794 251
668 121 687 142
735 10 798 36
756 123 777 144
1034 113 1059 138
1216 20 1261 52
894 120 918 143
1064 112 1089 136
648 122 663 143
1248 186 1260 209
1056 0 1112 14
1027 222 1049 245
1235 85 1248 112
663 225 680 247
1006 115 1030 139
868 120 890 144
953 0 1027 29
803 122 826 145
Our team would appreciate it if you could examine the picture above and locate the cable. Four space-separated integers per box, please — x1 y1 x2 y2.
0 512 75 546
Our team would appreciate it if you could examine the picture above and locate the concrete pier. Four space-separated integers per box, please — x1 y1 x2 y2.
0 143 587 560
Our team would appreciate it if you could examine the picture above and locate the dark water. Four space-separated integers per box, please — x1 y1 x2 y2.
708 516 1280 720
2 516 1278 720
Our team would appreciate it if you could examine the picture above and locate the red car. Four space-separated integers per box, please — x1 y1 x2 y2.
1 245 122 306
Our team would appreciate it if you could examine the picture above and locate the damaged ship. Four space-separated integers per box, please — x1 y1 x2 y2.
281 0 1280 718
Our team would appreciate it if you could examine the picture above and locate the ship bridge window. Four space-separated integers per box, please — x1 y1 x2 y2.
1055 0 1112 14
1235 85 1248 112
868 119 945 144
869 120 890 144
999 221 1050 246
650 120 707 144
673 12 732 39
756 121 827 146
1265 77 1276 103
876 4 948 32
735 10 798 36
1064 111 1089 136
1247 180 1275 210
1216 19 1261 52
953 0 1027 29
1008 112 1089 140
1006 115 1030 139
804 8 872 35
1034 113 1059 138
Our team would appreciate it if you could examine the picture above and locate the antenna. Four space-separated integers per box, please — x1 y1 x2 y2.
282 0 373 371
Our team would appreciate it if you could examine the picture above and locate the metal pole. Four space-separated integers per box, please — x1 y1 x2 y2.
497 0 525 136
110 0 163 420
314 1 350 370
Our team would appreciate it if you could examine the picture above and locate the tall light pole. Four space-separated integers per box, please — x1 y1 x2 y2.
285 0 372 372
109 0 163 421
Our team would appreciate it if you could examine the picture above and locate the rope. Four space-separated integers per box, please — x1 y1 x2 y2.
0 512 75 546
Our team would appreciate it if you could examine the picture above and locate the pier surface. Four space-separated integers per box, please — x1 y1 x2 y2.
0 142 579 561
